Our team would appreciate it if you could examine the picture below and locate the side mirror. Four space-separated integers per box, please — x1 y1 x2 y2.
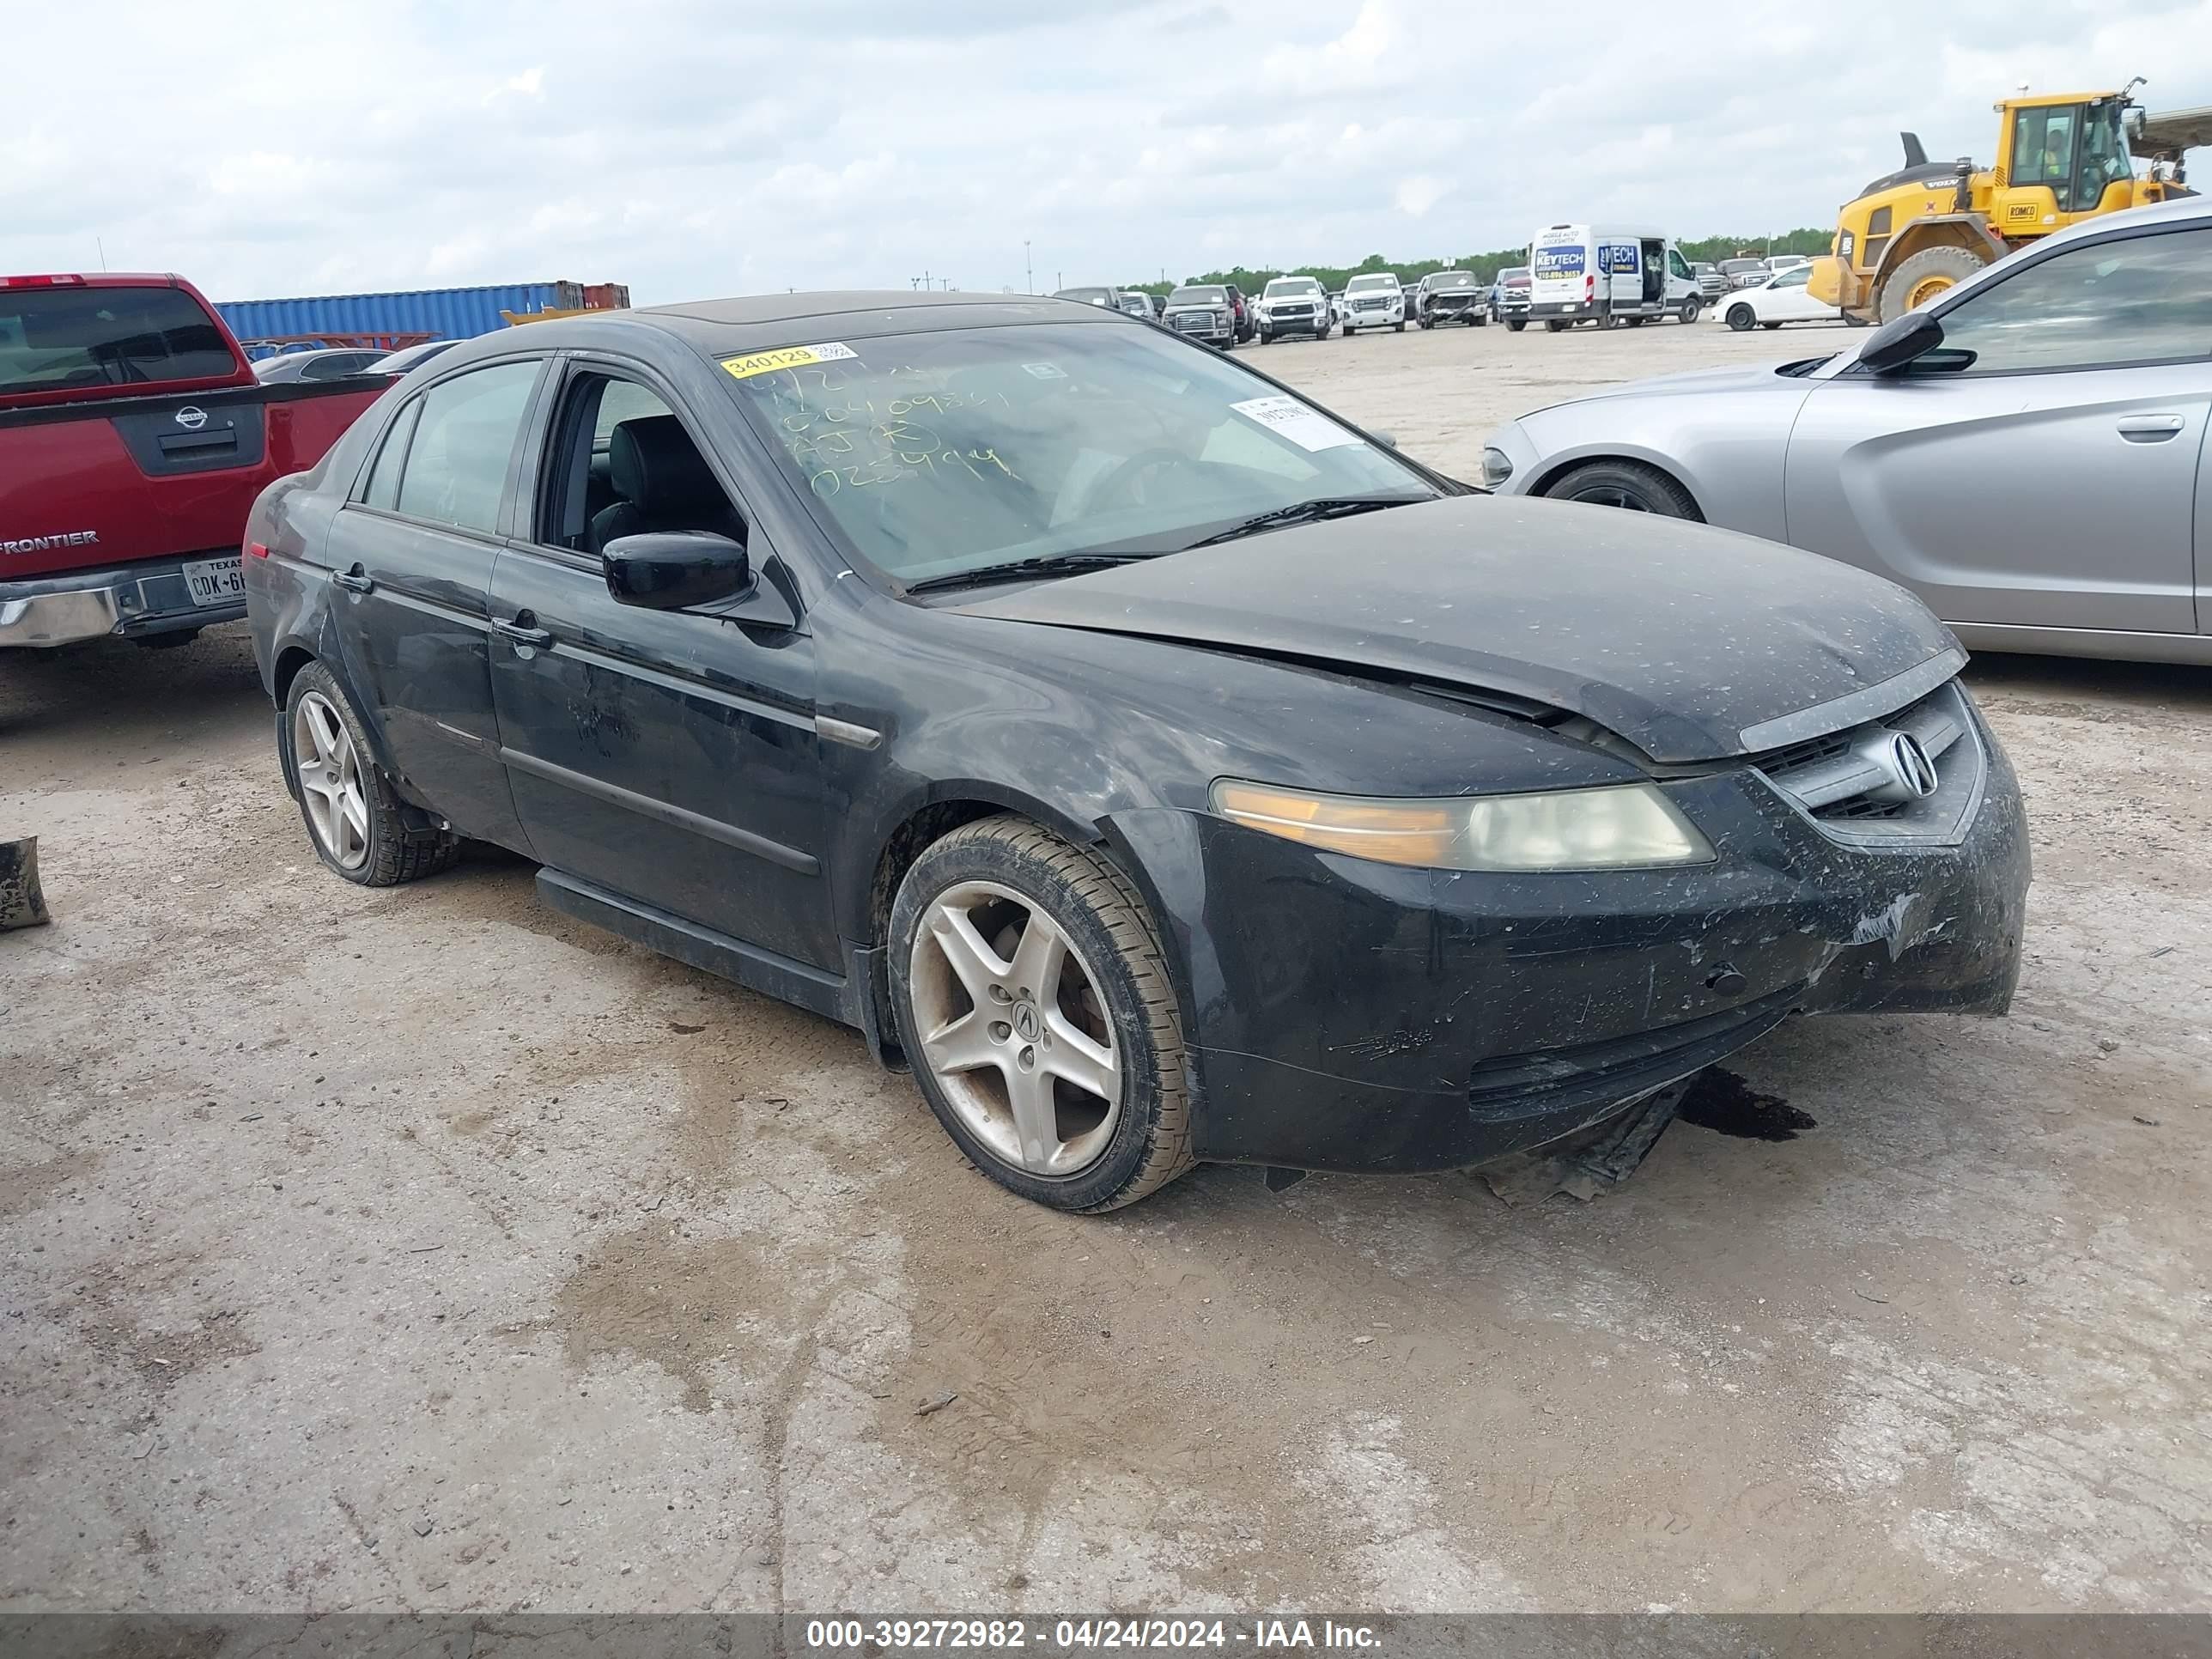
1857 307 1947 374
603 531 751 611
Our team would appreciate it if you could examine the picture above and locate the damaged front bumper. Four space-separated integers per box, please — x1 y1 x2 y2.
1110 698 2027 1175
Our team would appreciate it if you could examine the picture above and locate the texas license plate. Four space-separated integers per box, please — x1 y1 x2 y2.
183 556 246 606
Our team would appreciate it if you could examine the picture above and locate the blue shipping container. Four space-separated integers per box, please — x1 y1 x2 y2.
215 281 594 352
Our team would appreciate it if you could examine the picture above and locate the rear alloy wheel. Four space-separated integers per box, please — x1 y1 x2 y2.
282 661 459 886
1678 300 1699 323
1725 304 1756 331
890 817 1194 1212
1543 459 1699 519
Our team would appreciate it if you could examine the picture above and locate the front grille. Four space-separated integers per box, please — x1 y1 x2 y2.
1171 313 1218 333
1750 680 1984 845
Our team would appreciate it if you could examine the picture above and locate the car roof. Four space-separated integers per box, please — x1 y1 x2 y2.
427 291 1133 366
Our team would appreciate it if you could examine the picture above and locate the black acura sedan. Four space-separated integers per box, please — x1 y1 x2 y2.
244 292 2027 1212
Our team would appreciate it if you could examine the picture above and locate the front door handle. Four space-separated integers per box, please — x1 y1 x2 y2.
492 615 554 648
332 566 374 593
2117 415 2186 443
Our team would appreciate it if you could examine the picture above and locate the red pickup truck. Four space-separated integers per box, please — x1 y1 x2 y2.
1 273 386 648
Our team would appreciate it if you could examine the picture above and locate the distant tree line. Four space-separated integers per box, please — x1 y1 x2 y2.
1128 229 1835 295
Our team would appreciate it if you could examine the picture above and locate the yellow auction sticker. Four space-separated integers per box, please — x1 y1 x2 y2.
720 342 860 380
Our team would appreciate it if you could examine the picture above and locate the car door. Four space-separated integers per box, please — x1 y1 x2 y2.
1784 219 2212 635
320 356 544 848
485 357 841 972
1763 265 1821 320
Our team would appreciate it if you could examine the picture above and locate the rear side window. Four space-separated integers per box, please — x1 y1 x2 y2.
362 400 422 511
0 284 236 398
392 361 543 535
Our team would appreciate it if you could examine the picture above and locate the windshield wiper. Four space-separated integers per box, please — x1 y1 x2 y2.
1182 494 1427 550
902 551 1157 595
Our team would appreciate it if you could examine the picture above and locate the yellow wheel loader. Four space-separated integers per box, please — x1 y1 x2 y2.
1808 84 2204 324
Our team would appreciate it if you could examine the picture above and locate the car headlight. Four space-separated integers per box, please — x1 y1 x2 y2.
1211 781 1713 872
1480 447 1515 488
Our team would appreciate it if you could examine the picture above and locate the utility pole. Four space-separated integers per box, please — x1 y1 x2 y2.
1024 240 1033 294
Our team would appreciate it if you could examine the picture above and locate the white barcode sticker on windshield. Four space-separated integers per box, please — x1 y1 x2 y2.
1231 395 1360 453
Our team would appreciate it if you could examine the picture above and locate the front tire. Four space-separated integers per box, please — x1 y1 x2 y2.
281 661 459 887
1506 319 1527 331
1677 300 1699 324
1542 459 1699 519
889 817 1195 1212
1725 303 1755 331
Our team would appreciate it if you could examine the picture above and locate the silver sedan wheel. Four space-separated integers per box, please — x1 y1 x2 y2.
293 690 370 870
908 879 1121 1177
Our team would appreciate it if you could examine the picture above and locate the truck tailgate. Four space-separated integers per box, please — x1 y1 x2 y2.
0 379 381 578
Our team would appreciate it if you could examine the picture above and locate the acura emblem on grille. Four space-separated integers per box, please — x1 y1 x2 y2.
1885 732 1939 799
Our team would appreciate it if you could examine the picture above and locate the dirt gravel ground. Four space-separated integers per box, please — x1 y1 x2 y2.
3 318 2209 1617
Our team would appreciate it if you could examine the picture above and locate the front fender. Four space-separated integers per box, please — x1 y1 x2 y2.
1511 388 1809 543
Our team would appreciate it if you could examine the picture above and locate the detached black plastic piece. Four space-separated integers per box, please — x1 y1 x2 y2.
1263 1166 1310 1194
1 836 51 931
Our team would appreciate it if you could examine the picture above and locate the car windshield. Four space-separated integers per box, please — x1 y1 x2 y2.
1501 268 1529 284
366 340 459 373
1346 276 1396 293
1168 287 1225 306
1265 279 1320 298
1720 259 1764 275
1433 271 1474 285
720 321 1436 586
1054 288 1115 306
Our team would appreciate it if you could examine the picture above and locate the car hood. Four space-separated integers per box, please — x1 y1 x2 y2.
954 495 1959 765
1519 358 1814 419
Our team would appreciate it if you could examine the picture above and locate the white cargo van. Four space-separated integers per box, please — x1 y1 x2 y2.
1527 225 1703 330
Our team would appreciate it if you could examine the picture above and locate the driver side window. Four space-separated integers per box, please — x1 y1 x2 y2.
538 371 747 556
1932 227 2212 374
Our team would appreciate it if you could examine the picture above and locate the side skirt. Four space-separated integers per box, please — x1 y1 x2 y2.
535 866 855 1030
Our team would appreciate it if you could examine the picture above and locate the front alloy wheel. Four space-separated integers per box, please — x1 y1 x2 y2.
890 817 1194 1211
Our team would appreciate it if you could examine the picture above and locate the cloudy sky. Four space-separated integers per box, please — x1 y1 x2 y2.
8 0 2209 305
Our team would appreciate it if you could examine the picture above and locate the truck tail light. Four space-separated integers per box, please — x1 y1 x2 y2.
246 542 270 559
0 273 88 289
1584 273 1595 298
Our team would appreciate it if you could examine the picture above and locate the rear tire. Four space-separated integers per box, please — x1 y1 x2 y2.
1541 459 1700 520
281 661 460 887
1877 244 1987 324
1545 319 1568 332
889 817 1195 1213
1507 319 1527 331
1677 299 1699 324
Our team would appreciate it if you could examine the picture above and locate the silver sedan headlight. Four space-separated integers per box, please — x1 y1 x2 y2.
1212 781 1713 872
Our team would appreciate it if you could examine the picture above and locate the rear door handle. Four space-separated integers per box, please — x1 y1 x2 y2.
2117 415 2186 442
492 616 554 648
332 568 374 593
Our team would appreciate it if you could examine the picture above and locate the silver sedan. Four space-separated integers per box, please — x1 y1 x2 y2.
1483 198 2212 666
